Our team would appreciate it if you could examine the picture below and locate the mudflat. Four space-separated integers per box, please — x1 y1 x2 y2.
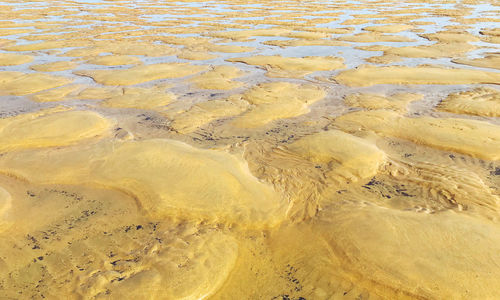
0 0 499 299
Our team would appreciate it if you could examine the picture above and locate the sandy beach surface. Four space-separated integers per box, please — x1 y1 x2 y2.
0 0 499 299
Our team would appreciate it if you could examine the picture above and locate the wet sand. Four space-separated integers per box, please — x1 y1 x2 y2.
0 0 499 299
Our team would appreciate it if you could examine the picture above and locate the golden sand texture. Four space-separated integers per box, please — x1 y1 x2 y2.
30 61 77 72
232 82 325 128
0 72 72 95
100 87 176 109
0 108 111 151
344 92 423 112
437 87 500 117
189 65 244 90
170 97 249 133
31 84 83 102
0 53 33 66
86 55 142 66
0 139 285 224
75 63 207 86
453 53 500 70
177 50 217 61
227 55 344 78
288 130 386 182
0 186 11 229
334 110 500 160
334 65 500 86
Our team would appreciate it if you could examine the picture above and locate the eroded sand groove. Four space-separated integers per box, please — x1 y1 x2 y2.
0 0 499 299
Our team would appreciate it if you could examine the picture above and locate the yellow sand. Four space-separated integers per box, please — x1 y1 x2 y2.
288 130 386 183
438 87 500 117
334 110 500 160
189 65 244 90
0 72 72 96
344 92 423 112
177 50 217 61
0 186 11 229
0 139 285 224
75 63 207 86
382 42 476 59
335 65 500 86
453 53 500 70
314 205 500 299
421 30 480 43
227 55 344 78
77 87 123 100
86 55 142 66
263 39 348 47
101 87 176 109
339 32 415 42
0 53 33 66
0 108 111 151
232 82 325 128
31 84 83 102
30 61 77 72
170 97 249 133
362 24 413 33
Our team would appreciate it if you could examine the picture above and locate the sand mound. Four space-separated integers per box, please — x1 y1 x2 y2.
189 65 245 90
101 87 176 109
334 110 500 160
0 108 112 151
232 82 325 128
0 186 11 229
227 55 344 78
75 63 207 86
453 53 500 70
170 96 249 133
334 65 500 86
0 72 72 95
287 130 386 183
344 92 423 112
437 87 500 117
0 139 285 225
30 61 77 72
0 53 33 66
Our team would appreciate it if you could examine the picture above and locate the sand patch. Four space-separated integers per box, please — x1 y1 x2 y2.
170 96 249 133
77 87 123 100
437 87 500 117
263 39 348 47
339 32 415 43
101 87 176 109
189 65 244 90
288 130 386 183
32 84 83 102
0 139 285 224
362 24 413 33
227 55 344 78
177 50 217 61
452 53 500 70
420 30 480 43
86 55 142 66
334 65 500 86
0 108 111 151
0 72 72 96
0 186 11 229
334 110 500 160
344 92 423 112
30 61 77 72
75 63 207 86
232 82 325 128
316 204 500 299
0 53 33 66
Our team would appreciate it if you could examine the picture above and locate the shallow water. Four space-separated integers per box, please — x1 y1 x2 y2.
0 0 499 299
